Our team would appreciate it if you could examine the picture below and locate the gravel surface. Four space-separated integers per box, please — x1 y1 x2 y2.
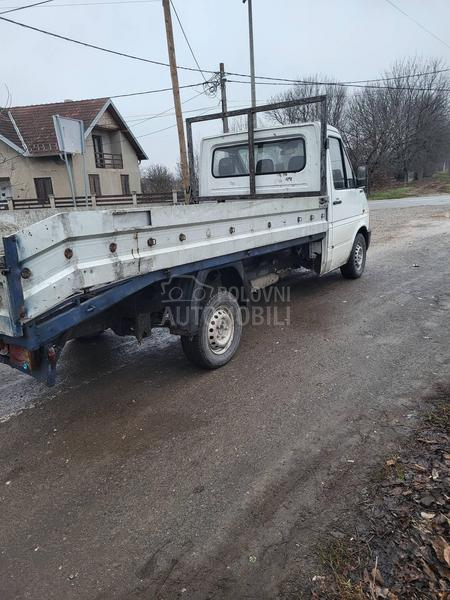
0 204 449 599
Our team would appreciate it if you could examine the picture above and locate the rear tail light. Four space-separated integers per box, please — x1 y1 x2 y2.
6 344 39 372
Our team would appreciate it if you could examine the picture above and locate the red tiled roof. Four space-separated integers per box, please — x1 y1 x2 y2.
0 98 147 160
0 110 23 150
9 98 108 155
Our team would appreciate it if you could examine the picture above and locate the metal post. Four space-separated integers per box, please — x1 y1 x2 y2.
162 0 190 204
219 62 229 134
244 0 257 127
186 119 196 202
63 152 76 207
80 130 89 207
319 97 328 198
247 110 256 197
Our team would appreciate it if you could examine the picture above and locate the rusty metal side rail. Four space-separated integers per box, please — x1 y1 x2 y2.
185 95 328 203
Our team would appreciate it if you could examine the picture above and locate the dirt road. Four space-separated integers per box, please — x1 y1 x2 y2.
0 203 449 599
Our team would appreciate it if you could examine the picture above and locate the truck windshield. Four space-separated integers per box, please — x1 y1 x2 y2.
212 137 305 178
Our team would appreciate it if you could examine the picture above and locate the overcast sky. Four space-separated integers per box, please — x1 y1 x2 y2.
1 0 450 168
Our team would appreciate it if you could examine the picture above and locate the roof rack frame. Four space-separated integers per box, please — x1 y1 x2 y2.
186 94 328 203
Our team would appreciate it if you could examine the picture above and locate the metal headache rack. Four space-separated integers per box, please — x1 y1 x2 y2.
186 94 328 202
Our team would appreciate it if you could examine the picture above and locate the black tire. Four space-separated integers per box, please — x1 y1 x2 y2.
180 290 242 369
340 232 367 279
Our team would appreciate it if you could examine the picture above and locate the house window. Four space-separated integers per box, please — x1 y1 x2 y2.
93 134 105 168
121 174 130 195
89 174 102 196
34 177 54 200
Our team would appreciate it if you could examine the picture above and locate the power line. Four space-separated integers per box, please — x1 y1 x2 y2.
169 0 207 83
0 13 449 88
0 0 161 6
137 102 220 139
0 0 53 15
130 89 207 126
126 103 224 121
0 14 213 72
227 78 450 93
110 81 204 99
384 0 450 50
343 68 450 84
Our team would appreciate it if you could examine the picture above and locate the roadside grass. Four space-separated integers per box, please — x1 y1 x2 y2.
370 187 411 200
315 539 366 600
369 171 450 200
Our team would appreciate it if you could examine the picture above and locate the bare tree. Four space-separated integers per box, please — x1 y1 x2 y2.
267 76 348 130
347 58 450 184
141 164 178 194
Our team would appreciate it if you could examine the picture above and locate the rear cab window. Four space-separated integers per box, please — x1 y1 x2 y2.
212 137 306 178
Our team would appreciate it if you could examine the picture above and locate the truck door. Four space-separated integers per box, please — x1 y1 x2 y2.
328 137 365 270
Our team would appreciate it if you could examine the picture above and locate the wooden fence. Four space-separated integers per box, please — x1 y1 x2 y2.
0 191 185 211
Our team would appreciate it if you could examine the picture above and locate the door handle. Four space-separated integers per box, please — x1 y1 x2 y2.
333 199 342 205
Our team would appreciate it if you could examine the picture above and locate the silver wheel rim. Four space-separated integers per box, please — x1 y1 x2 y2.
354 242 364 270
207 306 234 355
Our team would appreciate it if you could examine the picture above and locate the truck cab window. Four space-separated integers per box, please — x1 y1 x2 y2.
343 149 356 188
329 137 345 190
212 137 305 178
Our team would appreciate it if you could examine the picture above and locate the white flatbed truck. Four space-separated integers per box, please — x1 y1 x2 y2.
0 96 370 384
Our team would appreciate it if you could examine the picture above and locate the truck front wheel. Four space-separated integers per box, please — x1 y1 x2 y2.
340 233 367 279
180 290 242 369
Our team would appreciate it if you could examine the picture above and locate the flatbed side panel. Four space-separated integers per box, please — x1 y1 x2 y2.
4 197 328 327
6 232 326 352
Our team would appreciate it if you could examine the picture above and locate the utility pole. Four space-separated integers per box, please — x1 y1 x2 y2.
162 0 190 203
219 62 229 133
243 0 256 126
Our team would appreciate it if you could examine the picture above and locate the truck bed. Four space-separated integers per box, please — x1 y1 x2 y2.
0 196 327 339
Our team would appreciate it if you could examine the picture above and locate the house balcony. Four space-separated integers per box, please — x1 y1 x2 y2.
95 152 123 169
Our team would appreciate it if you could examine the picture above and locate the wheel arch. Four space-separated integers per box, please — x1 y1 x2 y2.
356 225 370 249
204 263 248 305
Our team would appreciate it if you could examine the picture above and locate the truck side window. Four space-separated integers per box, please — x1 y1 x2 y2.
212 138 305 178
343 149 356 188
329 137 345 190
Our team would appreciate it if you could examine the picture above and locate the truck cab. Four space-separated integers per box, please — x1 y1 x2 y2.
198 122 369 276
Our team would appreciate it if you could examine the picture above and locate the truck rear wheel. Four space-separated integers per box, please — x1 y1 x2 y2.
181 290 242 369
340 233 366 279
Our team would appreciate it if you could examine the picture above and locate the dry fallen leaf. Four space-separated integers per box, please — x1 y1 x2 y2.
421 511 436 520
431 536 450 565
444 546 450 568
412 463 427 472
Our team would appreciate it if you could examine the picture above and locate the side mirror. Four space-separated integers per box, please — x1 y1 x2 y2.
356 165 368 190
